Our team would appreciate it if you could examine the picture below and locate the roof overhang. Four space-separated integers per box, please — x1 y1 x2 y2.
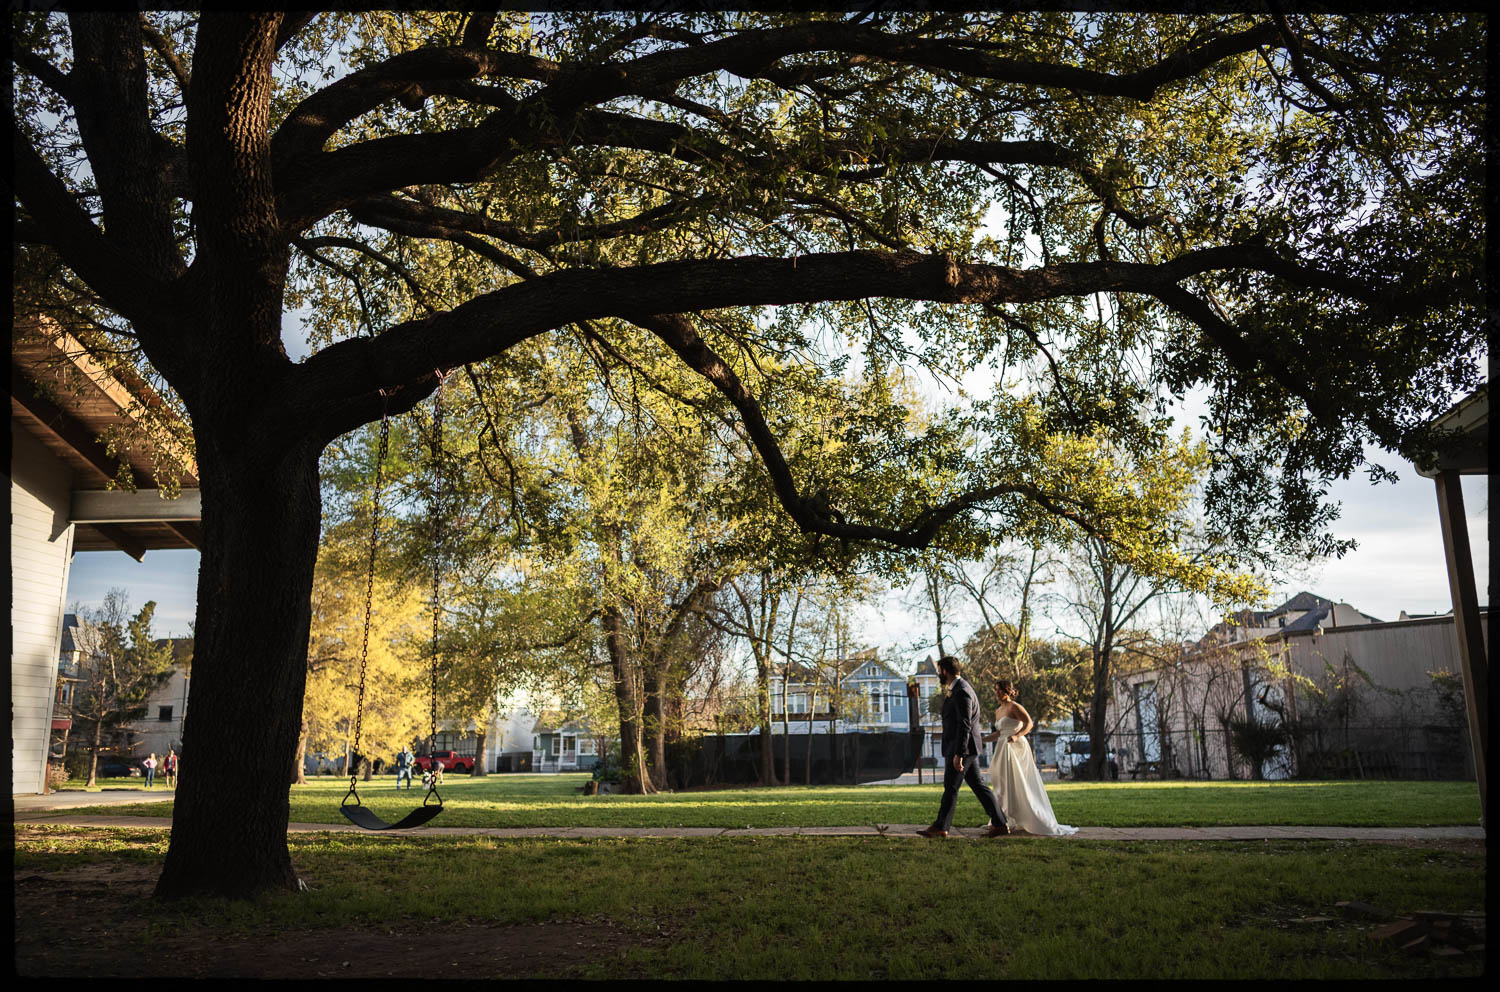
12 317 201 557
1415 385 1489 478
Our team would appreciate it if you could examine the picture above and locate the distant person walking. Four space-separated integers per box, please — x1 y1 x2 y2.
163 749 178 788
143 753 158 788
395 747 415 791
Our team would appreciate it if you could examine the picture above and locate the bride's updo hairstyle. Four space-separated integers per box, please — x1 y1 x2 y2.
995 679 1017 701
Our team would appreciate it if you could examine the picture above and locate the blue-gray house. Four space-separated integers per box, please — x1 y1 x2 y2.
771 650 913 732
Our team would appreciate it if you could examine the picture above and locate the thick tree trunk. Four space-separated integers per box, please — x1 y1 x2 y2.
602 605 653 794
155 439 323 899
473 730 488 776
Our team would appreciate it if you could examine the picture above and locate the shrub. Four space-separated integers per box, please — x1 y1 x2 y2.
1229 716 1289 780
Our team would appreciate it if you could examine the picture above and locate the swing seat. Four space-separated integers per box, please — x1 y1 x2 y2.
340 803 444 831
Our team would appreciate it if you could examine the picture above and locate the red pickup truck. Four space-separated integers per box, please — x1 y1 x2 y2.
412 750 472 774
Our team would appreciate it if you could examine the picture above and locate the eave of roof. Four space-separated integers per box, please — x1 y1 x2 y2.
12 317 201 554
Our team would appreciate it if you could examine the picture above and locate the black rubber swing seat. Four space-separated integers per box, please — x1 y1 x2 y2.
339 803 444 831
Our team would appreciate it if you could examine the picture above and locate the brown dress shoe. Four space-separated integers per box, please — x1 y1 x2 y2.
984 822 1011 837
916 825 949 838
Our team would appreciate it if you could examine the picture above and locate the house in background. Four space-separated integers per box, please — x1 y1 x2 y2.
50 614 83 763
49 614 190 776
1108 591 1488 781
910 657 945 766
1208 591 1382 644
123 637 193 765
12 316 200 795
770 650 912 736
531 719 602 773
841 654 912 732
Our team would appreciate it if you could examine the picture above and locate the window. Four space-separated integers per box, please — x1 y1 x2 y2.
551 736 561 756
533 736 540 751
158 706 173 723
564 736 576 753
579 738 596 755
1133 682 1161 762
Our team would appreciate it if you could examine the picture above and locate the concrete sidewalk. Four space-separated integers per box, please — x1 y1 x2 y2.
13 812 1485 843
13 789 176 813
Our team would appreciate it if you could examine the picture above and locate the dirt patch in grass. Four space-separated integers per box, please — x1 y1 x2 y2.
14 861 658 978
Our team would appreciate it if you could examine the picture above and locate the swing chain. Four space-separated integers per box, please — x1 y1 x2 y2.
348 399 392 803
428 376 445 764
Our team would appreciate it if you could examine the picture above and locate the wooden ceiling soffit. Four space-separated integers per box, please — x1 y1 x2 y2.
11 369 125 487
12 317 199 485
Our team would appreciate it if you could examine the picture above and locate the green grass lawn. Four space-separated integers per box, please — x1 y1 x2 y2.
47 774 1482 828
12 823 1485 979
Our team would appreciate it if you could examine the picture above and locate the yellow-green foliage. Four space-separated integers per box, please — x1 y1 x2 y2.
302 546 432 763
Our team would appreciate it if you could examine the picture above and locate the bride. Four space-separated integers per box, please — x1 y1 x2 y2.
983 679 1078 836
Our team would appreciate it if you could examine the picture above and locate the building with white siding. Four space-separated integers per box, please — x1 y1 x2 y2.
11 317 200 795
1107 592 1489 781
121 638 194 765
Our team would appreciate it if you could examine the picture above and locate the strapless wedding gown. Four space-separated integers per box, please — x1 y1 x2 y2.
989 715 1078 836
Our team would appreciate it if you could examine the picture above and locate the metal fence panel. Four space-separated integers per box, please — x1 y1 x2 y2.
1054 724 1475 782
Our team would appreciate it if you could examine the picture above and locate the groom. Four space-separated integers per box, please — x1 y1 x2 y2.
918 656 1009 838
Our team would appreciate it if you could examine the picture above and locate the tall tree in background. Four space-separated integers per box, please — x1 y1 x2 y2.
954 539 1059 684
11 11 1483 898
68 590 176 787
962 625 1092 729
299 525 430 784
1056 434 1264 777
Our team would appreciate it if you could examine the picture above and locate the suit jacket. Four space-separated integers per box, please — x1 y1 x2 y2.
940 677 986 758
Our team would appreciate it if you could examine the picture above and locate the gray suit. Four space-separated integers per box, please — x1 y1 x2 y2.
935 677 1006 831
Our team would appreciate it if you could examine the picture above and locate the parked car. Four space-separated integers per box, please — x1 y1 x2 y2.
97 761 140 778
1056 735 1118 780
413 750 472 774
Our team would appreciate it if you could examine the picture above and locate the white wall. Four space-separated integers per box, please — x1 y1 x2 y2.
10 424 75 794
125 665 191 766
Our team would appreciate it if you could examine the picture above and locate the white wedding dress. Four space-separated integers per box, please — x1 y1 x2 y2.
989 714 1078 836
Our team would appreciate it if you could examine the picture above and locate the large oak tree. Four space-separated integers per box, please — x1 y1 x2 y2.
10 11 1483 897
